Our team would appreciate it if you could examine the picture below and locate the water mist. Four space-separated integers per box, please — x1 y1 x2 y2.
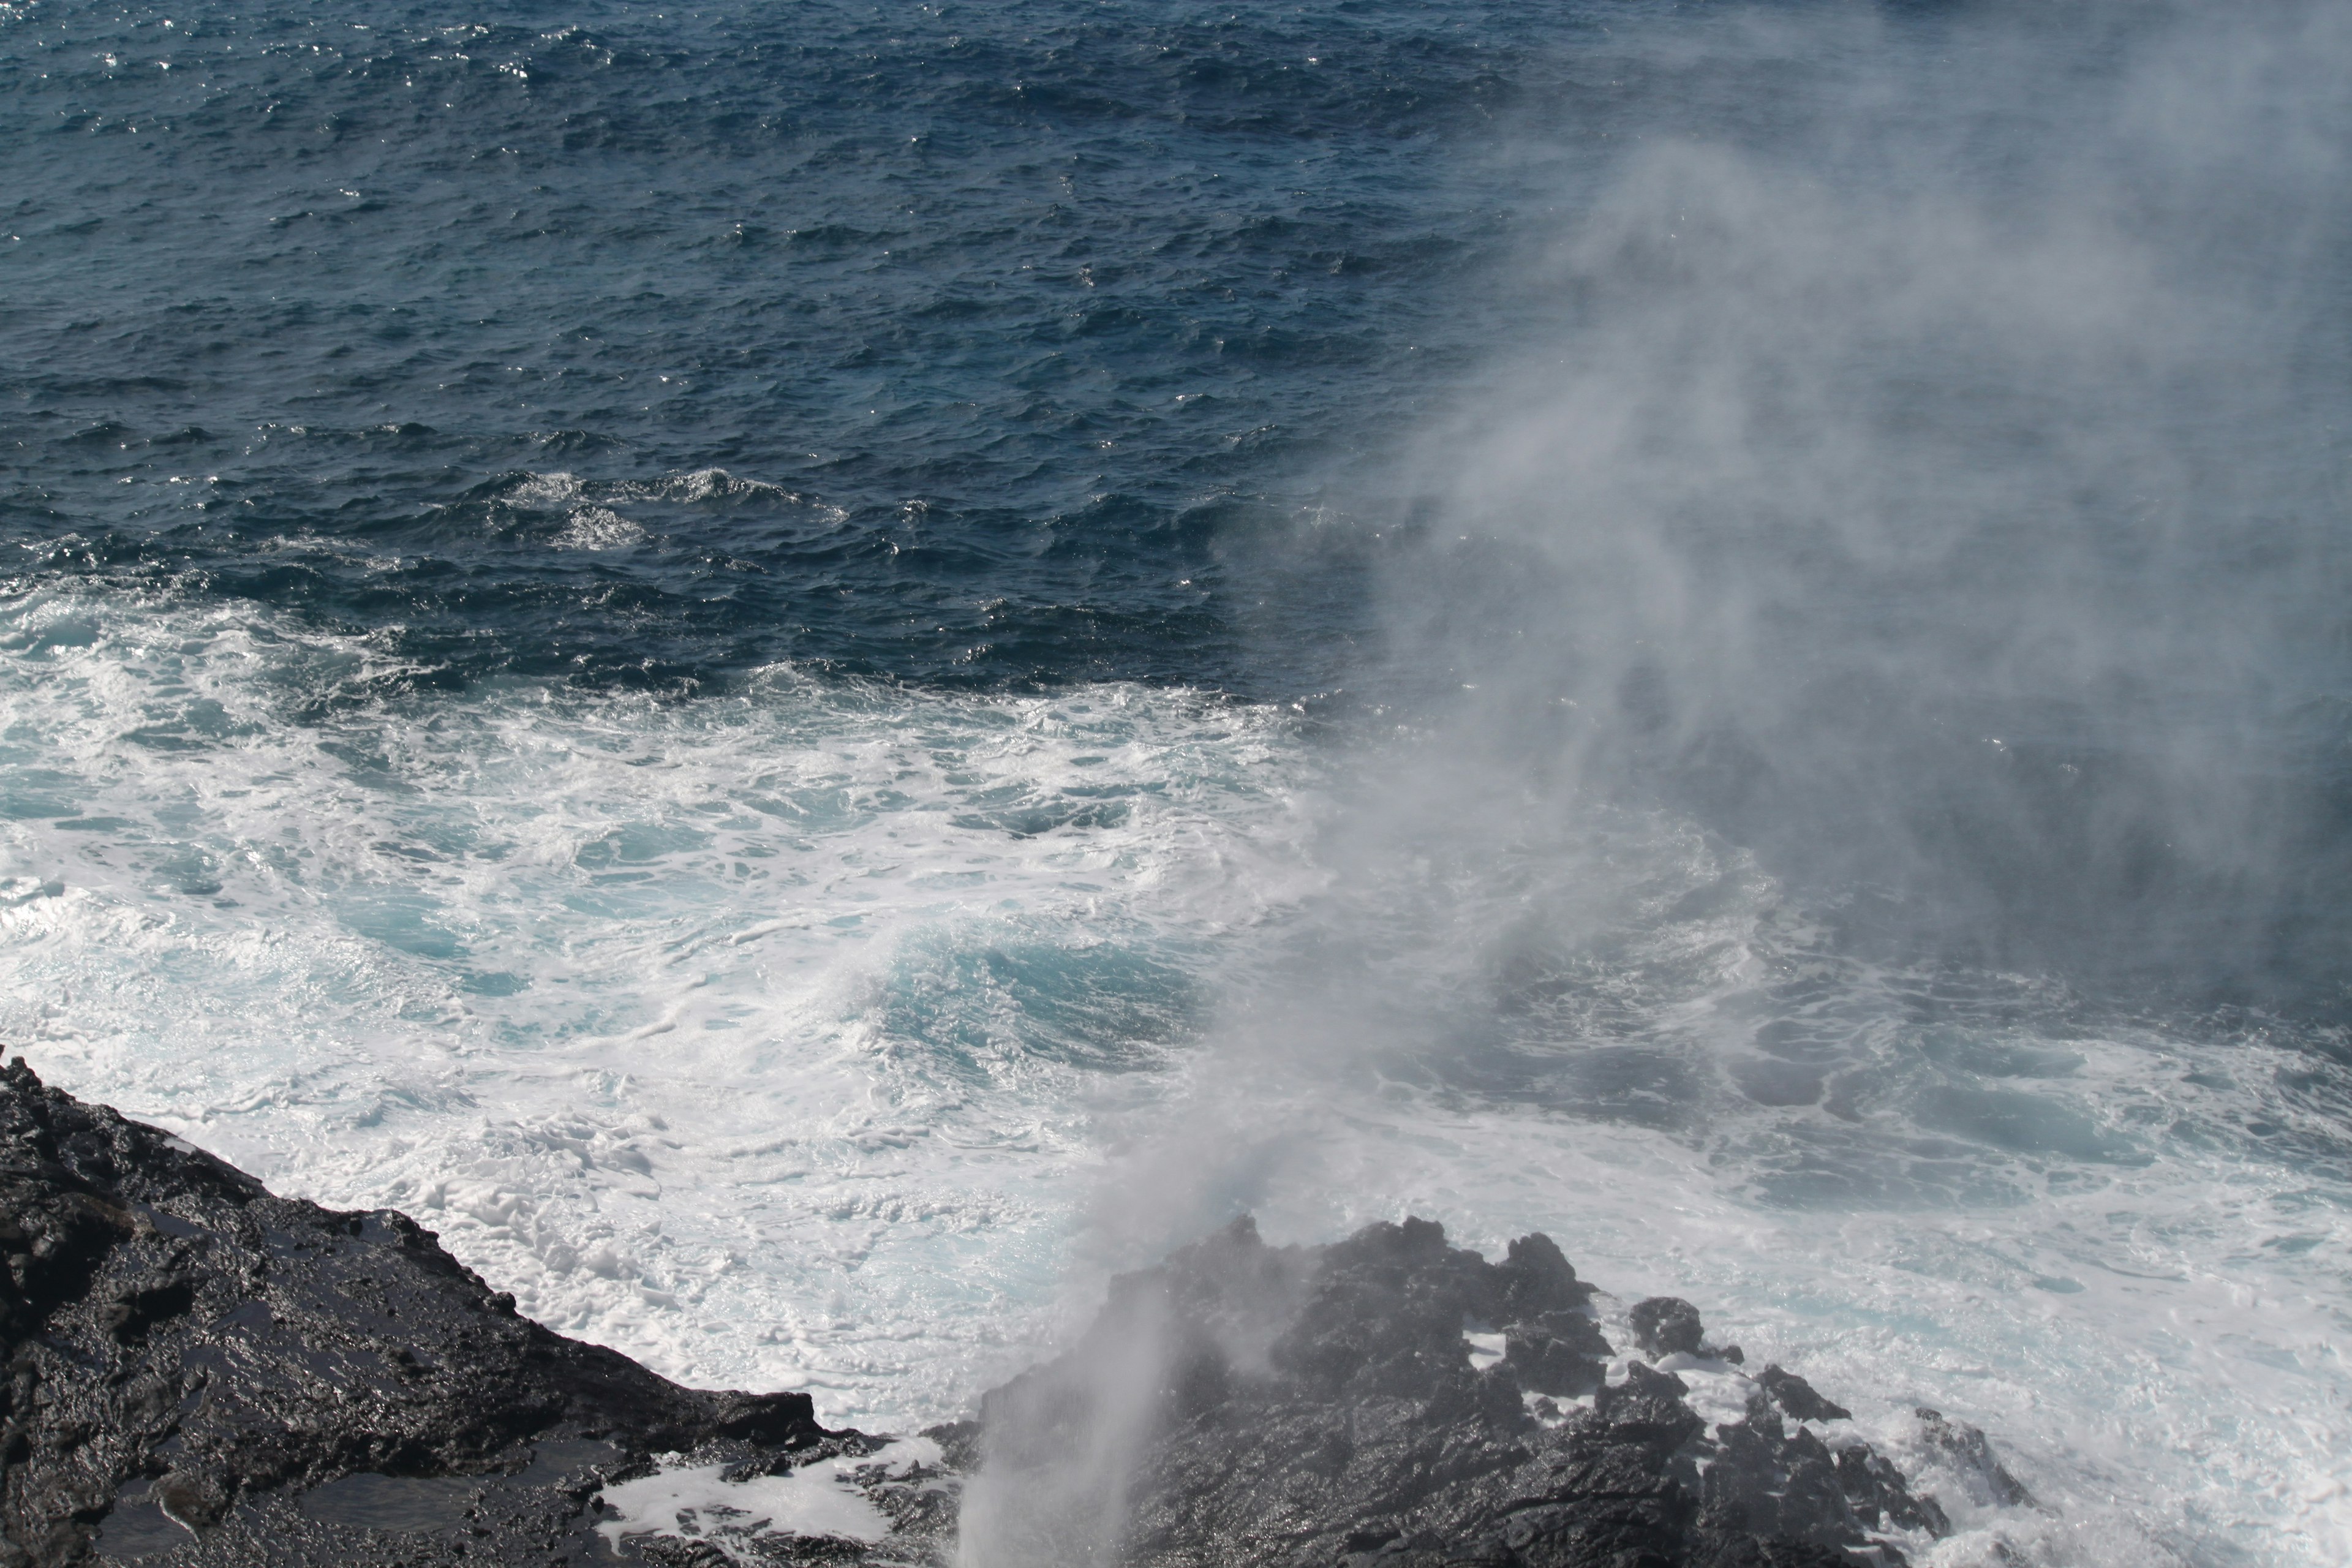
963 4 2352 1564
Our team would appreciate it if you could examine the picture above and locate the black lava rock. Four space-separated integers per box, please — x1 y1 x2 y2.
1760 1366 1853 1425
1624 1297 1745 1366
969 1215 1975 1567
0 1060 954 1568
1629 1297 1708 1359
2 1064 2026 1568
1916 1408 2037 1510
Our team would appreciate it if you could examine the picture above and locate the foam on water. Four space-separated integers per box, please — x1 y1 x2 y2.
6 2 2348 1563
595 1437 944 1561
987 725 2352 1564
0 585 1324 1421
974 1022 2352 1568
6 586 2350 1566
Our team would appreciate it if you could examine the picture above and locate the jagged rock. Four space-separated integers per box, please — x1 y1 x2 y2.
1628 1297 1743 1365
965 1215 1975 1567
1629 1296 1708 1359
1915 1408 2035 1510
1759 1366 1852 1425
0 1060 953 1568
2 1063 2027 1568
1837 1447 1950 1538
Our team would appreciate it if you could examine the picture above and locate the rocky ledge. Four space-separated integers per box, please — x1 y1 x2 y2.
1 1062 2030 1567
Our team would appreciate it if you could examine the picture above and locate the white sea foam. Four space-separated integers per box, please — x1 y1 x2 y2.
1057 754 2352 1567
4 587 2348 1565
1088 1029 2352 1567
551 507 644 551
0 587 1324 1423
595 1436 943 1560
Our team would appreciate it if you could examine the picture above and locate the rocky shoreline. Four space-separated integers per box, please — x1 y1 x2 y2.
1 1061 2029 1566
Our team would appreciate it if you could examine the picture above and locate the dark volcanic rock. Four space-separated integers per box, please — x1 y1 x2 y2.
1915 1408 2035 1511
1629 1297 1742 1366
0 1061 953 1568
1758 1366 1852 1426
967 1216 1983 1568
1629 1297 1707 1359
3 1063 2029 1568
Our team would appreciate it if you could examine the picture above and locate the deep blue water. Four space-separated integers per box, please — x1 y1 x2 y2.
15 0 2348 1002
2 0 1586 694
7 6 2352 1556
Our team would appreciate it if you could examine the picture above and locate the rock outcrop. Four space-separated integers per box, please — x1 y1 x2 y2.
0 1060 955 1567
968 1216 1986 1567
2 1062 2022 1567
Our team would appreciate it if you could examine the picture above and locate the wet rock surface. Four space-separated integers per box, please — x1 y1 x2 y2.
3 1065 2026 1566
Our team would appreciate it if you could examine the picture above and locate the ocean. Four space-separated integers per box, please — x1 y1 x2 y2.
4 1 2348 1562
